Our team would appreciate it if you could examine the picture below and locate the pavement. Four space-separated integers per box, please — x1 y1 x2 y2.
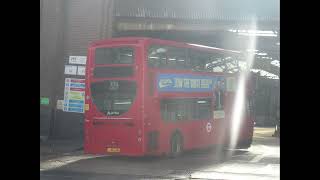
40 139 83 162
40 127 280 179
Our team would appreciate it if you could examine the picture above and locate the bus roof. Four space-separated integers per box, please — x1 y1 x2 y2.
89 37 242 55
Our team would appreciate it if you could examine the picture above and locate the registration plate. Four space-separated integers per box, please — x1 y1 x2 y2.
107 147 120 153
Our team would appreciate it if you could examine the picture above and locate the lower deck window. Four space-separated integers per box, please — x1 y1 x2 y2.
160 98 212 121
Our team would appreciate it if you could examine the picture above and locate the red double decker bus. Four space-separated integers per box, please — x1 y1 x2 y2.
84 37 254 156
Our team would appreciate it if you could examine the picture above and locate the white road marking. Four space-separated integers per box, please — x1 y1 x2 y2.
250 154 264 163
40 154 108 171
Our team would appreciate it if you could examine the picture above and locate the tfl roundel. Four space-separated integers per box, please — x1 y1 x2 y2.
206 122 212 133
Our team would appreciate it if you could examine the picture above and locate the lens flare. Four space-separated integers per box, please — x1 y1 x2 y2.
227 18 257 156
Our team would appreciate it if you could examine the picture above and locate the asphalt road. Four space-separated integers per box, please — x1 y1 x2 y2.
40 127 279 180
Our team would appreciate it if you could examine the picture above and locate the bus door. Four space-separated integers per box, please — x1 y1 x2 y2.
211 78 227 145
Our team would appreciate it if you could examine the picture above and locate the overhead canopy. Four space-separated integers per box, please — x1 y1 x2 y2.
114 0 280 78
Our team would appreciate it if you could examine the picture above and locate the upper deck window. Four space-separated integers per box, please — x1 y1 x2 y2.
148 45 235 72
95 47 134 64
148 45 187 69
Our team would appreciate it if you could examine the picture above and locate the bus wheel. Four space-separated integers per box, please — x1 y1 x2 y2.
169 133 183 158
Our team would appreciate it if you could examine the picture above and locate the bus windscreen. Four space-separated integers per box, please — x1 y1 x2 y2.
90 80 136 116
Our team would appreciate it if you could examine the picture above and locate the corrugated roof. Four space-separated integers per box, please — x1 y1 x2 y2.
114 0 279 22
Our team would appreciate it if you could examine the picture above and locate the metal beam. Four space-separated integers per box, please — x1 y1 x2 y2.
115 20 279 32
252 59 279 76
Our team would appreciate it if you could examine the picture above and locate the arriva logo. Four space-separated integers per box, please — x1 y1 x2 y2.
159 79 173 88
107 111 120 116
